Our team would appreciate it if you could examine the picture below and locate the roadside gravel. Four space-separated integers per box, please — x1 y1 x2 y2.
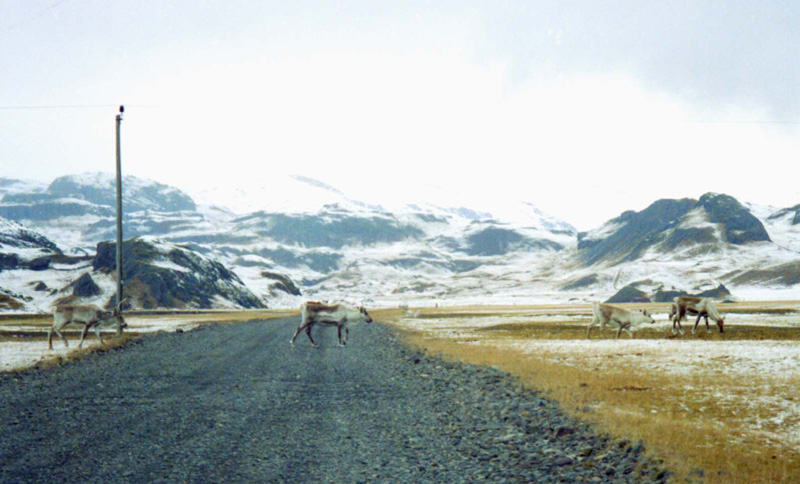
0 318 670 482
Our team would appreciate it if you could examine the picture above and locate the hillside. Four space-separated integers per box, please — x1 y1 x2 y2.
1 173 799 310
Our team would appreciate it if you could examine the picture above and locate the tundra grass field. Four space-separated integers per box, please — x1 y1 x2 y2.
375 302 800 484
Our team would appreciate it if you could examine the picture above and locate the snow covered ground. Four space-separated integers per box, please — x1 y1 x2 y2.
0 314 204 372
396 303 800 449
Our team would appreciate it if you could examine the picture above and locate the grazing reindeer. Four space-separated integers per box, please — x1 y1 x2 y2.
672 296 725 334
669 302 701 335
587 302 655 339
48 300 128 350
290 301 373 347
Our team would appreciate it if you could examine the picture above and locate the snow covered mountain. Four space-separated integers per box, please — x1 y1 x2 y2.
1 172 798 310
563 193 800 302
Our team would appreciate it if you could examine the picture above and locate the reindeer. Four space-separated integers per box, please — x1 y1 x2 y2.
48 300 128 350
669 302 700 335
290 301 373 347
586 302 656 339
672 296 725 334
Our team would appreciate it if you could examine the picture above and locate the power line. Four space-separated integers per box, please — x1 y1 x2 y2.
0 104 798 125
0 104 174 111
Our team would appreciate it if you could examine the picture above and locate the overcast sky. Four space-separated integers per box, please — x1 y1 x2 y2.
1 0 798 230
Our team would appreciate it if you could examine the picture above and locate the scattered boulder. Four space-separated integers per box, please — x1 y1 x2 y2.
605 285 647 304
71 273 102 297
0 253 20 271
261 271 302 296
28 257 50 271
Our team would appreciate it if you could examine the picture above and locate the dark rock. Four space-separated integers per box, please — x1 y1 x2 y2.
605 284 647 304
553 456 574 467
0 253 20 271
28 257 50 271
767 204 800 225
699 193 771 245
261 271 302 296
71 273 101 297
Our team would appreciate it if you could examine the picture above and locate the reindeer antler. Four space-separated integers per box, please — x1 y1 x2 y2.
115 297 129 314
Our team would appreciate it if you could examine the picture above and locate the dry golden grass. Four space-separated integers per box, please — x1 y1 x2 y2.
384 304 800 484
28 333 142 372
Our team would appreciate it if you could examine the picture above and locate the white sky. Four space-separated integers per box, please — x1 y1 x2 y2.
1 0 798 230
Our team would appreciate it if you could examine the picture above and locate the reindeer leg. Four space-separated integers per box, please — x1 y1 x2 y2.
337 325 344 346
692 314 703 335
704 314 711 333
53 325 69 348
624 324 634 339
677 308 686 335
344 326 349 344
94 325 105 346
79 324 90 348
291 320 311 345
672 313 683 335
586 318 598 339
305 324 318 348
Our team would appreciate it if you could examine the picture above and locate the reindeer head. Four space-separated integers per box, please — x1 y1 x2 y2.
113 298 129 335
638 310 656 325
716 315 725 333
360 306 373 324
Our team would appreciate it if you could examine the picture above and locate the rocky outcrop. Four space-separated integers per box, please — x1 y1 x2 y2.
698 193 770 244
607 283 731 303
605 285 649 303
578 194 771 266
0 217 60 253
464 227 563 256
726 260 800 287
70 273 102 297
261 271 302 296
93 237 265 309
234 211 424 249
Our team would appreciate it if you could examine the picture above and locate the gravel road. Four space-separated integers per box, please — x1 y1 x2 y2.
0 318 670 483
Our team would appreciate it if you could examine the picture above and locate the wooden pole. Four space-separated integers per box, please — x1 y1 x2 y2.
115 106 124 316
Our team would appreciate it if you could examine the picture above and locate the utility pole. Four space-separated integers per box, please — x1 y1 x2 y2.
115 106 124 315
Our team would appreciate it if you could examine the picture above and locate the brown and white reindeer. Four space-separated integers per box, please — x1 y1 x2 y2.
586 302 656 339
290 301 373 347
48 300 128 350
668 302 699 335
672 296 725 334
